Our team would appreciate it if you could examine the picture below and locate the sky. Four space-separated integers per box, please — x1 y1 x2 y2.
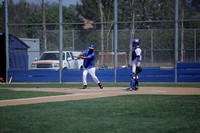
0 0 81 7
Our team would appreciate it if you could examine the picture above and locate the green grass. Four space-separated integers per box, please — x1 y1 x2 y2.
0 89 68 100
1 82 200 88
0 95 200 133
0 82 199 132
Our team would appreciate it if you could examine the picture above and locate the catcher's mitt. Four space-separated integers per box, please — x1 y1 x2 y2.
136 66 142 74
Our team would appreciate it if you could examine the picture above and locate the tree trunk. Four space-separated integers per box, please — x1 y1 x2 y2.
180 9 184 62
42 0 47 51
99 0 104 66
129 10 135 66
99 1 104 51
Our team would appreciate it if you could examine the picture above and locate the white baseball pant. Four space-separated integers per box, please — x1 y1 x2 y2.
83 67 100 85
132 59 140 73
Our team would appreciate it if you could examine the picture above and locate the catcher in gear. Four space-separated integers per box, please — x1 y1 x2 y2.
129 39 142 91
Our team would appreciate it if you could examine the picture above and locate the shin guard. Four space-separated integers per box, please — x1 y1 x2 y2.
134 74 138 89
130 73 135 88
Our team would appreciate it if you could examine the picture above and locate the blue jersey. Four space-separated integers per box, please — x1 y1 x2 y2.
83 49 95 69
132 47 142 61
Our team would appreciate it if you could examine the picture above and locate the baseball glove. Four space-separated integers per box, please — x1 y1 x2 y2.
136 66 142 74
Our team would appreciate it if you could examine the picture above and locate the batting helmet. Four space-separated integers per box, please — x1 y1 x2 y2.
132 38 140 47
89 44 95 49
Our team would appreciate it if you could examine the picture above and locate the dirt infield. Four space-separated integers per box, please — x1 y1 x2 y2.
0 87 200 107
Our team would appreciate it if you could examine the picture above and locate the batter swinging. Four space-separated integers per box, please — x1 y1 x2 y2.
77 44 103 89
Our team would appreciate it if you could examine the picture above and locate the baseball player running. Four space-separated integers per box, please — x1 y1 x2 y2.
129 38 142 91
77 44 103 89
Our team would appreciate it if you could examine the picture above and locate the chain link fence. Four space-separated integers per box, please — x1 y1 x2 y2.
1 0 200 71
7 26 200 69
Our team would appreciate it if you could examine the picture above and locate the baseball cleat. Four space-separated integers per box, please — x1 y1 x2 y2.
83 85 87 89
130 88 133 91
98 83 103 89
135 87 138 91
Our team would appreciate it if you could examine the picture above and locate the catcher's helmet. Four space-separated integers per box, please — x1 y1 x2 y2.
132 38 140 47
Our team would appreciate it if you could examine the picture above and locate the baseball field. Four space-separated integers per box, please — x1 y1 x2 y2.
0 82 200 133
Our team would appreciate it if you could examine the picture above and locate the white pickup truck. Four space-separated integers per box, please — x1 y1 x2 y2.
31 51 83 70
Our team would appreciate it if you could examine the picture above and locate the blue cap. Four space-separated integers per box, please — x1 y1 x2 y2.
89 44 95 49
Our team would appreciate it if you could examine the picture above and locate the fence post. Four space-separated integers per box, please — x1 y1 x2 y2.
174 0 178 82
5 0 9 83
72 29 74 51
112 30 114 52
194 29 196 62
151 29 154 67
59 0 63 83
114 0 118 83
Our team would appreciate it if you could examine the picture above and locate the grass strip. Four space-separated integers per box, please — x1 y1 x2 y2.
0 95 199 133
0 82 200 88
0 89 68 100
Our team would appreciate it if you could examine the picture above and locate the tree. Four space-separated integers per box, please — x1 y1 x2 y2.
0 1 5 32
180 0 185 62
8 0 39 23
77 0 114 50
77 0 101 22
40 0 47 51
4 0 40 37
77 0 114 66
180 0 200 62
99 0 104 51
26 5 79 51
118 0 137 66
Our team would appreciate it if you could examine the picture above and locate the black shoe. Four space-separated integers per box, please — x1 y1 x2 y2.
98 83 103 89
83 85 87 89
135 87 138 91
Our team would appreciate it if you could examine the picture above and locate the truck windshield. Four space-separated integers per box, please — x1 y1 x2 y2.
39 53 65 60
